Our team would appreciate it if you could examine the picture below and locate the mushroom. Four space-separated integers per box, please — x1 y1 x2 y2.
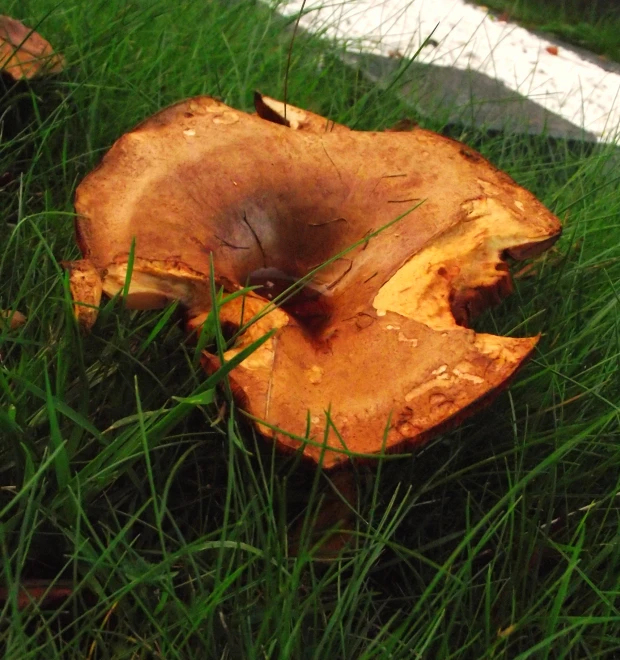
0 15 64 81
1 16 64 147
67 93 561 468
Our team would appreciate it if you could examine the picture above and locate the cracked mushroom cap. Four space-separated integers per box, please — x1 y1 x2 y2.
0 16 64 81
68 93 561 468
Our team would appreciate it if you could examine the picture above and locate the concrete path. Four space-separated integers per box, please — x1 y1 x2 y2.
280 0 620 143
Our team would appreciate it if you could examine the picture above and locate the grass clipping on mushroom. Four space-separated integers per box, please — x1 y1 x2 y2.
67 93 562 468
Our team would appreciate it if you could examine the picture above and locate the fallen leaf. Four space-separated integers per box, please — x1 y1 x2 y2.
0 580 73 610
497 624 517 638
1 309 26 330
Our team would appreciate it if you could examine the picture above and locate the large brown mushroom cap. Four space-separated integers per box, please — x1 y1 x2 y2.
0 16 64 81
69 94 561 467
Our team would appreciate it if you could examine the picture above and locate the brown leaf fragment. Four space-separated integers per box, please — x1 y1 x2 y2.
497 624 517 639
1 308 26 330
66 94 562 467
0 580 73 610
0 15 64 81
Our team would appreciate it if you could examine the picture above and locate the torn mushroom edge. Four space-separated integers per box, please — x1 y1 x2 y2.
64 95 562 469
203 331 538 472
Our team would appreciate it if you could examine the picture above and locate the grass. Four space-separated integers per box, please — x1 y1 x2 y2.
1 0 619 656
470 0 620 63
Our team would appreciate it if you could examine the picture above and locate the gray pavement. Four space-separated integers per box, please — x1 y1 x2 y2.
344 51 600 142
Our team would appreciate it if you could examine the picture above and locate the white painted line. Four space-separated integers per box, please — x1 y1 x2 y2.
281 0 620 142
